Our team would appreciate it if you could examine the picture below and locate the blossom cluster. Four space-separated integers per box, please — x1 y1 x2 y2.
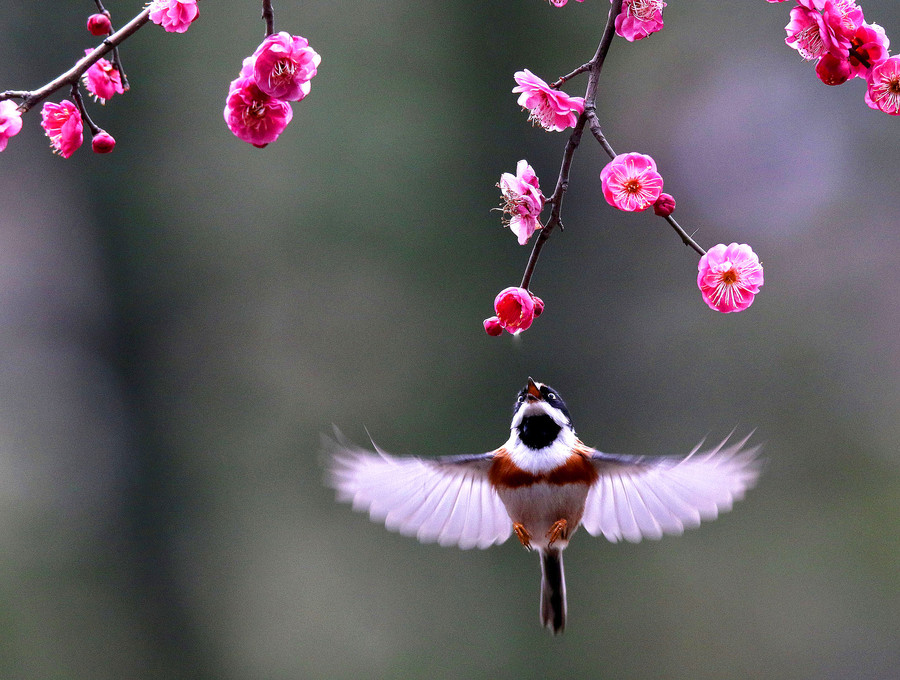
224 32 321 147
775 0 899 115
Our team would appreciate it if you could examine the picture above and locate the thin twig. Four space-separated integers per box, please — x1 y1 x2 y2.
518 0 623 291
0 8 151 113
262 0 276 36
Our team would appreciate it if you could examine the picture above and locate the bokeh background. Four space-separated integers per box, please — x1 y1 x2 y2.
1 1 898 678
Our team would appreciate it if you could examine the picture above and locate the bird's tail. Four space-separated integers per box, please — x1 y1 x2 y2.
540 548 566 634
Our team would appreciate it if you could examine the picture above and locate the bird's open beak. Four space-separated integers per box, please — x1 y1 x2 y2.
526 377 542 402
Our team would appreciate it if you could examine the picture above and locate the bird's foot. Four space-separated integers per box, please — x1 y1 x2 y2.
513 522 532 550
546 519 568 549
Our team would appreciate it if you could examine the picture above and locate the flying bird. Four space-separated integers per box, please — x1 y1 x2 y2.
326 378 761 634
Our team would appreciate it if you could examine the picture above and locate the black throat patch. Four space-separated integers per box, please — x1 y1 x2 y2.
518 414 562 450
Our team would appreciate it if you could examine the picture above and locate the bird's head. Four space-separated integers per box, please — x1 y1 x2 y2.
511 378 573 449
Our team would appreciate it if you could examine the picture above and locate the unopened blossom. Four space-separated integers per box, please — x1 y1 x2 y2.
499 160 545 245
92 131 116 153
87 12 112 36
0 100 23 152
549 0 584 6
494 287 537 335
40 100 83 158
600 152 663 212
866 56 900 115
697 243 764 313
224 76 293 146
531 295 544 318
251 32 321 101
653 192 675 217
483 316 503 336
148 0 199 34
613 0 666 42
815 53 852 85
82 50 125 103
513 70 585 132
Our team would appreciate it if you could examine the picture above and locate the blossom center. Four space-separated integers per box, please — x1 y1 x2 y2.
630 0 663 20
270 58 297 88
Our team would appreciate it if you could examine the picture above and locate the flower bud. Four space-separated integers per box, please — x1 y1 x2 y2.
87 12 112 36
483 316 503 337
653 192 676 217
91 131 116 153
530 294 544 318
815 54 851 86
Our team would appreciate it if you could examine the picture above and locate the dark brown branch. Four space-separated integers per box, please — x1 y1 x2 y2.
0 8 150 113
262 0 276 36
518 0 623 291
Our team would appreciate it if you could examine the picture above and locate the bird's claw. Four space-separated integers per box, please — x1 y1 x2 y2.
513 522 532 550
546 519 568 549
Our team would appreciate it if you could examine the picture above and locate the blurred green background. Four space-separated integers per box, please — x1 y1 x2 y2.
1 1 898 678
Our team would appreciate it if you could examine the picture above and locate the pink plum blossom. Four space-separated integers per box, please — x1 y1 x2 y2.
600 152 664 212
785 0 863 61
549 0 584 6
513 70 585 132
251 32 321 101
493 287 537 335
224 76 294 147
499 160 545 245
0 100 23 152
40 100 83 158
82 49 125 103
697 243 764 313
847 23 889 79
148 0 199 34
866 56 900 115
613 0 666 42
87 12 112 36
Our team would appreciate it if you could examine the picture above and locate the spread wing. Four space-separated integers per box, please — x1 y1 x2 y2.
580 433 762 543
324 430 512 549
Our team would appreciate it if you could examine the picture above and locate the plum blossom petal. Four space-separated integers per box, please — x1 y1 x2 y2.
697 243 764 313
613 0 666 42
252 32 321 101
600 152 664 212
147 0 199 34
866 56 900 115
224 76 293 146
512 70 585 132
40 100 84 158
82 49 125 104
499 159 545 245
0 100 23 152
493 287 537 335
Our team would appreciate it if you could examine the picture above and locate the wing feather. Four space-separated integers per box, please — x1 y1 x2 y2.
325 431 512 549
582 433 762 543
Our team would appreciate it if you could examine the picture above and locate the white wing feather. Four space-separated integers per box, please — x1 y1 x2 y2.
580 433 762 543
325 433 512 550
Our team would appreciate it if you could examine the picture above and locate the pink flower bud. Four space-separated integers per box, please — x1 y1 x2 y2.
530 294 544 318
697 243 764 313
815 54 851 86
87 12 112 36
653 192 676 217
483 316 503 336
494 287 536 335
92 131 116 153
